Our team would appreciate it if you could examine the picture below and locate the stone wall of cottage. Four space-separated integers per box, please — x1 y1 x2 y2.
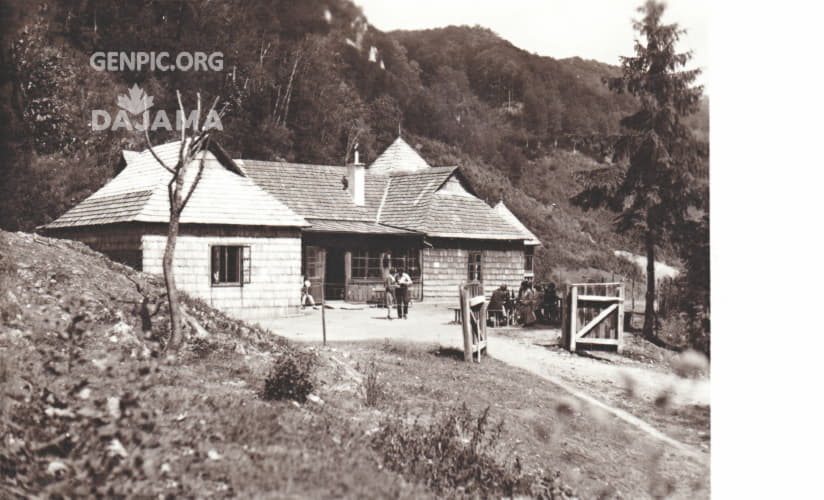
422 246 525 302
142 233 302 322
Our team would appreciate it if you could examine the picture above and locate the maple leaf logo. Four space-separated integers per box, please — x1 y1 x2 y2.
117 84 154 115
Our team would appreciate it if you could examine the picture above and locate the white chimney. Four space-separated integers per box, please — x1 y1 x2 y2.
348 146 365 206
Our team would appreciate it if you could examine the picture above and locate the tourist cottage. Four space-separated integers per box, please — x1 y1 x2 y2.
43 137 541 321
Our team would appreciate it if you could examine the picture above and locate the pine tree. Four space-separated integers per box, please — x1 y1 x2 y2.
576 1 704 341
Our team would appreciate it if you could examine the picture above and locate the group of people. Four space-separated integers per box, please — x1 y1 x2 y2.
302 272 558 326
489 281 560 327
300 269 413 319
383 268 413 319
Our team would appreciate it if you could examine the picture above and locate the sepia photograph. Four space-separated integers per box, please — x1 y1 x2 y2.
0 0 715 497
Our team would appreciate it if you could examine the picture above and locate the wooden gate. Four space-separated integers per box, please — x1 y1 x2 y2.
562 282 624 352
459 283 488 362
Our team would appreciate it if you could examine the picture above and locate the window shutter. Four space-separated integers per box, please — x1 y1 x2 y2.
242 246 251 284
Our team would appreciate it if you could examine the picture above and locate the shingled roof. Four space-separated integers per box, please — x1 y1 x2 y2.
371 167 524 240
45 142 308 229
304 219 418 235
240 160 386 221
376 167 458 230
368 136 431 174
494 202 542 245
47 139 537 242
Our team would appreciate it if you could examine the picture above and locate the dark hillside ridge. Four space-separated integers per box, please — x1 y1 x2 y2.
0 0 704 279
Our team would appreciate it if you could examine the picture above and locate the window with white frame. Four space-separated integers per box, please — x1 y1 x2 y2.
351 249 383 279
211 245 251 285
525 247 534 273
467 251 482 282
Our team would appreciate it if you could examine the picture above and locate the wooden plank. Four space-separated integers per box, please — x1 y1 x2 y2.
570 282 623 287
576 337 620 345
577 295 623 302
576 303 619 339
469 295 486 307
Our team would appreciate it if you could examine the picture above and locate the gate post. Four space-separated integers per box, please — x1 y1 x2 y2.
460 286 472 362
569 285 578 352
478 300 488 362
617 283 624 353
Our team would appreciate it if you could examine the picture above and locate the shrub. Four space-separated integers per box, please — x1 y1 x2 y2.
188 337 219 358
372 403 530 497
261 349 317 402
362 360 384 407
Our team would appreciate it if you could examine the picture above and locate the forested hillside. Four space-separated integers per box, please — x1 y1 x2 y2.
0 0 707 279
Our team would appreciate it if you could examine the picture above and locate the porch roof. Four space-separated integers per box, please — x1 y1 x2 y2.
304 218 420 235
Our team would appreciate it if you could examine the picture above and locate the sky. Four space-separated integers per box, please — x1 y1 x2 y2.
355 0 709 94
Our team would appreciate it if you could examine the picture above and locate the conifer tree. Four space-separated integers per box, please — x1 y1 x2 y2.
576 0 704 341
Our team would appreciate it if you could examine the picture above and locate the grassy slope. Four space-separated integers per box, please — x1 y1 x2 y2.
342 340 709 499
0 231 705 498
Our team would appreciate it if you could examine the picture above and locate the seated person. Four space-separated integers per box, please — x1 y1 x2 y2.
488 284 509 325
301 277 319 310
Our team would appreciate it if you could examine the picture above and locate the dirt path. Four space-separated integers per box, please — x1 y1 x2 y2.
487 333 708 458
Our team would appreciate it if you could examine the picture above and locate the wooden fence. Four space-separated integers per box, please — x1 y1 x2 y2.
562 282 624 352
459 283 488 362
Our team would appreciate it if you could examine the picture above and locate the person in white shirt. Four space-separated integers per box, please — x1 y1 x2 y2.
395 268 413 319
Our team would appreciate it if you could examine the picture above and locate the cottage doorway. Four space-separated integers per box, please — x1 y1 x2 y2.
303 246 326 303
325 248 346 300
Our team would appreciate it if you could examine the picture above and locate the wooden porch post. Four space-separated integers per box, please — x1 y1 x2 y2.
344 250 352 301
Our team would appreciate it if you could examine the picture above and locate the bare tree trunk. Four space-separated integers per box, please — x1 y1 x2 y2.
145 92 221 353
163 173 185 351
643 229 657 340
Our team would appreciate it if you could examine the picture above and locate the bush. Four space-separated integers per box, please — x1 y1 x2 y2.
188 337 220 358
261 349 317 402
372 403 529 497
361 360 384 407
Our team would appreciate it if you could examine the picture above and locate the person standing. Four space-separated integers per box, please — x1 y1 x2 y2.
517 281 536 326
384 269 398 320
544 283 559 323
395 268 412 319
